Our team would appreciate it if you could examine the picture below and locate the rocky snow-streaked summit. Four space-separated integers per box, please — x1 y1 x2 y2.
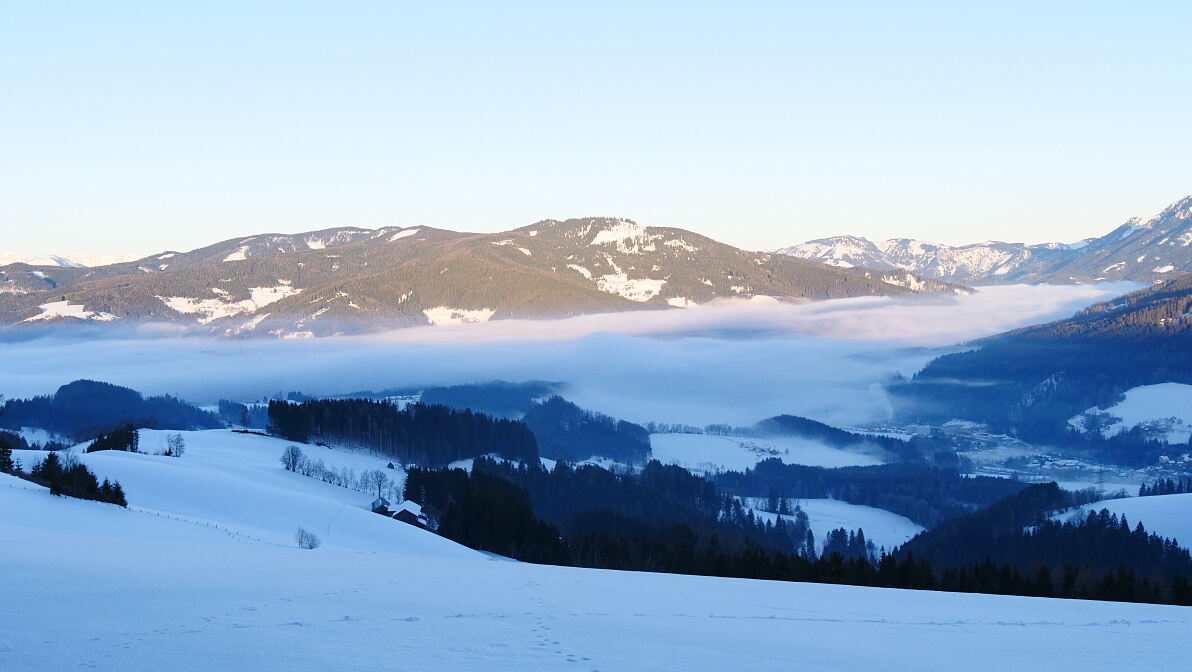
778 194 1192 284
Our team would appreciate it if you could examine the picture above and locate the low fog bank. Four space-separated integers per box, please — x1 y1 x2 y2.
0 283 1134 428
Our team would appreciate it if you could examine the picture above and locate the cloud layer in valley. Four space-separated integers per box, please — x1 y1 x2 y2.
0 283 1135 428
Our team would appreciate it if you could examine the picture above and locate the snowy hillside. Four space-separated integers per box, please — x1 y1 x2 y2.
1069 383 1192 445
750 498 925 554
1058 493 1192 547
11 429 469 556
3 467 1189 671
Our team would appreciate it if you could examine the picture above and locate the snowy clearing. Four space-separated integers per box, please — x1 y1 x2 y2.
650 433 882 474
20 300 118 323
1056 493 1192 547
595 273 666 301
748 498 925 553
11 429 436 554
423 306 497 326
1069 383 1192 444
590 221 651 253
6 426 72 446
159 284 300 325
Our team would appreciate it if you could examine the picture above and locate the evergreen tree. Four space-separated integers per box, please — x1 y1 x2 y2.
108 481 128 507
0 437 14 472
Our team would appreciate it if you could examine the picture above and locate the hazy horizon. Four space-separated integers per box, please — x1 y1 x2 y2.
2 193 1186 261
3 3 1190 256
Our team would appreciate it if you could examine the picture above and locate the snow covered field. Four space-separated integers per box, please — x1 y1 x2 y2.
1057 493 1192 547
3 471 1189 671
11 430 422 553
650 433 881 474
749 498 925 553
1069 383 1192 445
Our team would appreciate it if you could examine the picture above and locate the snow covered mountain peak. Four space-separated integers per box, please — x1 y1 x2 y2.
1154 194 1192 222
778 192 1192 284
0 252 140 268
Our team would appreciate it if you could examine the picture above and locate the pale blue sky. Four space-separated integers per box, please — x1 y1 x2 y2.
2 2 1190 256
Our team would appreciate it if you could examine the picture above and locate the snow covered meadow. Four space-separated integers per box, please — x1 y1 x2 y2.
1056 493 1192 548
1070 383 1192 445
749 498 925 555
3 430 1189 672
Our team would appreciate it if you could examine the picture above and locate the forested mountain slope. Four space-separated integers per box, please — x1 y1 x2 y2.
888 275 1192 455
0 218 967 337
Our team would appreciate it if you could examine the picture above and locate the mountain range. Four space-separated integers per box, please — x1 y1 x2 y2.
0 218 965 337
778 194 1192 284
0 252 141 268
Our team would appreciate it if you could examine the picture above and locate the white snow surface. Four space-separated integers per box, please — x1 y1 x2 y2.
595 273 666 301
1069 383 1192 444
7 426 72 446
650 433 881 474
1057 493 1192 547
20 300 118 323
423 306 497 326
11 430 438 554
749 498 925 553
797 498 924 552
0 251 139 267
160 284 300 324
589 221 651 253
1 463 1188 671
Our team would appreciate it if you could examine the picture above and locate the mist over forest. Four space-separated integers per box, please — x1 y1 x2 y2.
0 283 1130 427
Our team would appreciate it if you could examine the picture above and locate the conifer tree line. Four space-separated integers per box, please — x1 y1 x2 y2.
404 459 1192 606
0 434 18 473
714 459 1027 528
521 396 651 464
266 399 538 467
406 457 819 566
22 451 127 506
821 528 877 562
85 424 139 453
1 431 128 507
0 379 220 440
889 332 1192 467
1139 477 1192 497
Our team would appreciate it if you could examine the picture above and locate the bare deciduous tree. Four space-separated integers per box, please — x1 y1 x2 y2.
361 469 390 498
280 445 305 472
294 527 321 550
166 433 186 457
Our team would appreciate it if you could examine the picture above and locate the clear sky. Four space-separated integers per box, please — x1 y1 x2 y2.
2 2 1190 256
